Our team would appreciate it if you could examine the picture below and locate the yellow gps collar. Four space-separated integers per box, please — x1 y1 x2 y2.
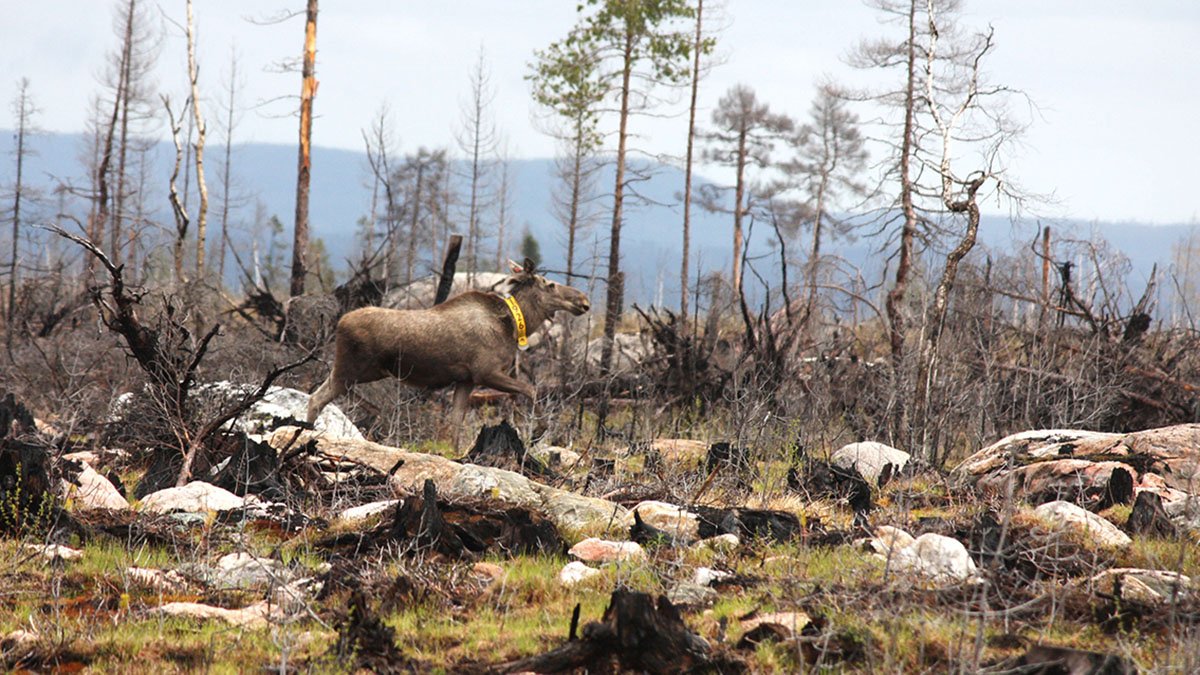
502 295 529 351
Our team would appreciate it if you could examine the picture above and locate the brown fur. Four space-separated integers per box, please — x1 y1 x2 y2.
306 266 589 423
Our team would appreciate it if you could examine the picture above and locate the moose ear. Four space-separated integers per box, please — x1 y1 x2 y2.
522 257 537 274
507 259 524 274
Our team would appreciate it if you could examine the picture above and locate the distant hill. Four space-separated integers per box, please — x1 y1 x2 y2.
1 130 1192 308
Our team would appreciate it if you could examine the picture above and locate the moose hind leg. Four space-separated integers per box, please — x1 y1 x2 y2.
451 382 474 423
307 375 348 423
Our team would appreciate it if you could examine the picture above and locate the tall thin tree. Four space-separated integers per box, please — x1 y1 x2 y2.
185 0 209 276
456 45 499 277
529 36 605 281
215 48 244 283
782 83 868 324
538 0 700 374
702 84 793 298
6 79 37 346
289 0 318 298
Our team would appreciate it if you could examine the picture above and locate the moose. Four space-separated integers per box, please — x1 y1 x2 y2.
306 259 590 425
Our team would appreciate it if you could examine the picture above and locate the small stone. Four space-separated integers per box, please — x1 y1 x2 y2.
568 537 647 563
741 611 811 638
886 532 980 585
23 543 83 562
693 567 733 587
471 562 505 583
337 499 400 523
127 567 189 592
692 533 740 553
620 501 701 541
208 552 294 590
139 481 249 514
152 600 275 628
832 441 910 486
1087 568 1192 604
558 561 602 587
666 582 717 607
1034 500 1133 548
61 463 129 512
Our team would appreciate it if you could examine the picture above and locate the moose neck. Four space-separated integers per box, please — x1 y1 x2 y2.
509 284 551 338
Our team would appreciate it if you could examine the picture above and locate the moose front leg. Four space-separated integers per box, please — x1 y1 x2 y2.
478 372 537 403
478 371 539 438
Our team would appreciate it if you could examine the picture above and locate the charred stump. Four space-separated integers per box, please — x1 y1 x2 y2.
210 434 286 502
1094 467 1135 512
464 421 553 479
333 589 417 674
495 590 735 674
706 442 750 474
434 234 463 306
321 479 563 559
693 506 800 544
1 393 36 437
1125 491 1178 538
629 509 690 547
0 440 56 535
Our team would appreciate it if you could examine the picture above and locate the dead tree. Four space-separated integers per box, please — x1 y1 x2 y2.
49 226 313 486
289 0 318 298
6 79 36 348
184 0 209 276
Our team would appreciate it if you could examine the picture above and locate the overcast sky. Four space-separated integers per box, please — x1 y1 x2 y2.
3 1 1198 224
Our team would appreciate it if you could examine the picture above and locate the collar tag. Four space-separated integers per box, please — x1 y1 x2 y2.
503 294 529 351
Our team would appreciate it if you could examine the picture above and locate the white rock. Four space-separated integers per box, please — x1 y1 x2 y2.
741 611 812 637
127 567 190 593
693 567 734 587
666 581 717 606
531 445 582 468
2 628 39 649
337 499 400 523
139 481 249 514
61 464 129 512
832 441 910 486
558 561 603 587
621 501 701 540
152 601 275 628
692 534 740 553
883 533 980 585
568 537 647 563
1087 568 1192 604
1033 500 1132 548
207 383 364 440
865 525 916 556
211 552 293 589
23 543 83 562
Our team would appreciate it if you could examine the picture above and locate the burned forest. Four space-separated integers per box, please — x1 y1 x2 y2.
2 0 1200 673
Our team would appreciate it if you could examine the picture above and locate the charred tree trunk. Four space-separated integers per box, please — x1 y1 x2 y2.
495 590 720 674
434 234 462 306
